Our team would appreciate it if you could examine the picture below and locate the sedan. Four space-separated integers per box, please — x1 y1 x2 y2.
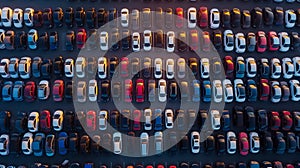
235 33 246 53
113 132 122 154
28 29 38 50
268 31 279 51
22 132 33 155
210 8 220 29
239 132 249 156
77 29 87 49
234 79 246 102
282 58 294 79
38 80 50 100
166 31 175 52
98 57 107 79
224 30 234 51
270 81 282 103
290 80 300 101
246 57 257 78
187 7 197 28
58 132 68 155
271 58 281 79
53 80 64 102
285 9 296 28
227 131 236 154
201 58 209 79
249 132 260 153
165 109 174 129
143 30 152 51
256 31 267 53
88 80 98 102
77 81 86 103
28 112 39 132
213 80 222 103
260 79 270 101
0 134 9 156
158 79 167 102
53 110 63 131
136 79 144 103
223 79 233 103
279 32 290 52
211 110 221 130
191 131 200 154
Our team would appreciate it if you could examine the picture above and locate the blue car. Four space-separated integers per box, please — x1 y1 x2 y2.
222 110 230 131
154 109 163 131
49 32 59 50
247 79 258 102
236 57 245 78
192 80 200 102
2 81 13 101
202 80 211 102
58 132 68 155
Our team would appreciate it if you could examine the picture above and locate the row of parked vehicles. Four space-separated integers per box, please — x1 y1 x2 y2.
0 6 299 30
1 28 300 53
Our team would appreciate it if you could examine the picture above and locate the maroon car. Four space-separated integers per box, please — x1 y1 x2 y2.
86 110 96 131
256 31 267 53
40 110 51 132
198 7 208 28
239 132 249 156
175 8 184 28
224 56 234 78
260 79 270 101
136 79 144 103
270 111 281 131
53 80 64 102
189 30 199 51
77 28 87 49
202 31 210 52
282 111 293 131
24 81 36 102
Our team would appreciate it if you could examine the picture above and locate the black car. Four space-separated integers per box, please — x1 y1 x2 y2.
32 57 42 78
180 135 189 151
43 8 53 28
251 7 263 28
65 81 73 101
10 133 21 154
215 162 225 168
169 131 177 152
64 111 74 131
262 161 272 168
222 110 230 131
39 32 49 50
169 81 178 100
274 7 284 26
199 110 207 129
86 57 96 75
4 30 15 50
177 110 186 131
110 57 118 77
15 112 27 133
33 10 43 27
0 111 11 133
222 9 231 28
238 162 247 168
75 7 85 27
69 132 79 153
274 132 286 154
65 31 75 51
91 135 100 153
86 8 96 28
122 29 130 50
177 31 187 52
108 8 117 28
120 110 130 131
102 133 111 151
75 111 85 130
257 109 268 131
188 58 198 76
231 8 241 28
49 31 59 50
213 30 222 49
286 132 296 153
110 110 119 129
80 135 90 153
110 28 119 51
41 59 52 78
233 106 244 128
216 134 226 155
54 7 63 27
87 29 99 51
15 31 27 50
206 135 215 152
297 9 300 27
263 7 274 26
100 80 110 102
259 59 270 78
65 7 74 28
53 56 64 76
126 132 136 154
241 10 251 29
291 32 300 50
165 8 173 29
98 8 107 27
245 106 256 131
155 7 163 29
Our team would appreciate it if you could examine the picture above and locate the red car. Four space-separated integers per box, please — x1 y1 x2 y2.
133 110 141 131
202 31 210 52
268 31 279 51
136 79 144 103
86 110 96 131
282 111 293 131
175 8 184 28
157 165 164 168
286 164 294 168
260 78 270 101
198 7 208 28
53 80 64 102
40 110 51 132
169 166 176 168
256 31 267 53
77 28 87 49
224 56 234 78
270 111 281 131
124 79 132 102
120 57 129 78
239 132 249 156
189 30 199 51
24 81 36 102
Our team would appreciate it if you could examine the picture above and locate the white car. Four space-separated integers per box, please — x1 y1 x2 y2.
120 8 129 27
271 58 281 79
88 80 98 102
132 32 140 52
143 30 152 51
22 132 33 155
293 57 300 76
1 7 12 27
290 80 300 101
271 81 282 103
77 81 86 103
227 131 237 154
224 30 234 51
191 131 200 154
154 58 163 79
249 132 260 153
27 29 38 50
38 80 50 100
213 80 222 103
0 58 10 78
165 109 174 129
64 58 74 78
158 79 167 102
140 132 149 156
75 57 86 78
98 57 107 79
282 58 294 79
28 112 39 132
19 57 31 79
24 8 34 27
246 57 257 78
223 79 234 103
210 8 220 29
0 29 5 49
279 32 290 52
166 59 174 79
100 31 108 51
166 31 175 52
234 79 246 102
0 134 9 156
235 33 246 53
177 58 186 79
210 110 221 130
200 58 210 79
52 110 63 131
154 131 163 154
144 109 152 130
13 8 23 28
285 9 296 28
187 7 197 28
99 110 108 130
113 132 122 154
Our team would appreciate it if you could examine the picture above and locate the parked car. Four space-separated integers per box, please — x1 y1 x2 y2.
53 110 63 131
113 132 122 154
249 132 260 153
227 131 236 154
0 134 9 156
290 80 300 101
191 131 200 154
28 112 39 132
22 132 33 155
38 80 50 100
239 132 249 156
